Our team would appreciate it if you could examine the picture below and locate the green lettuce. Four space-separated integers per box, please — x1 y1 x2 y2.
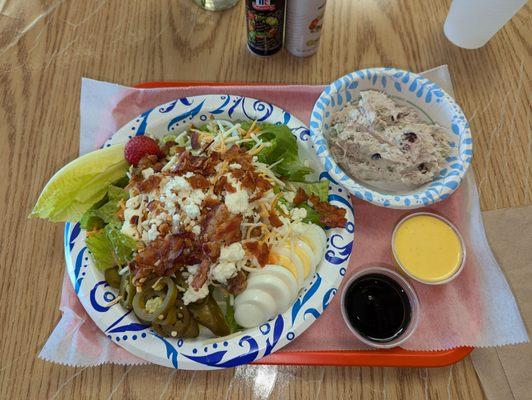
80 185 128 231
241 122 313 181
85 223 136 271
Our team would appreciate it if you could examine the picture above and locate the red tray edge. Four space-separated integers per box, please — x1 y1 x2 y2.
132 80 474 368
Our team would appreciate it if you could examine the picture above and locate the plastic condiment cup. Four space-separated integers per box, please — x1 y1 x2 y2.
391 212 466 285
340 265 420 349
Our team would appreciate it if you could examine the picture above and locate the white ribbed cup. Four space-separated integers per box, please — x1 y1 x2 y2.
444 0 526 49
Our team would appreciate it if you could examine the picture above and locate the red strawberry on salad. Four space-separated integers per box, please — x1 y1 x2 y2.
124 136 162 166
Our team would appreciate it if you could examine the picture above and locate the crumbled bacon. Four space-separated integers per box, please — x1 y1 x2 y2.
170 151 220 177
308 195 347 228
160 140 176 156
190 131 201 150
201 205 243 243
187 174 211 189
147 200 163 212
268 211 283 228
243 241 270 267
137 154 160 170
294 188 308 205
202 242 221 259
213 175 228 195
203 196 220 208
130 234 188 280
191 258 211 290
226 270 247 295
136 175 162 193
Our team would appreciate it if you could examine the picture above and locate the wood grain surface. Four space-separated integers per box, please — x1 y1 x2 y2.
0 0 529 399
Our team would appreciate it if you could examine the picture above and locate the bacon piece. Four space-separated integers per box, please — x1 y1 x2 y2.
202 204 243 244
130 234 188 280
226 270 247 295
308 195 347 228
213 175 228 195
191 258 211 290
160 141 176 156
187 174 211 189
268 211 283 228
170 150 220 177
136 175 162 193
202 242 221 260
190 131 201 150
243 241 270 267
203 196 220 208
294 188 308 205
147 200 163 212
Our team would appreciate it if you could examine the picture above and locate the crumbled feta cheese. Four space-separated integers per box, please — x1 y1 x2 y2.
126 195 142 209
229 163 241 169
284 191 296 203
225 189 249 214
183 276 209 305
210 262 238 284
191 225 201 235
189 189 206 205
183 203 200 219
187 264 200 275
147 224 159 241
184 172 195 178
142 168 155 179
290 207 307 222
219 243 246 263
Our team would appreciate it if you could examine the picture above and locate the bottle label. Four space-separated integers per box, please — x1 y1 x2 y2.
252 0 275 11
246 0 285 56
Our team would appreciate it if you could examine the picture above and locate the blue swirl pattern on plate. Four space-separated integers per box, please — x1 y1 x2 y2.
64 95 355 370
309 67 473 209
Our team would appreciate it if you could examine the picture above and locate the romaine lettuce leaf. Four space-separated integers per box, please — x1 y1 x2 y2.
85 222 136 271
241 122 313 181
80 185 128 230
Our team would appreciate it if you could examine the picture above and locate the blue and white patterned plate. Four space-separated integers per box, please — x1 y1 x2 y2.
310 67 473 209
65 95 355 370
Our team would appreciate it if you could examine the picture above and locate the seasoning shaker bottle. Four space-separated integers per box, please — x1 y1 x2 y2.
285 0 327 57
246 0 286 56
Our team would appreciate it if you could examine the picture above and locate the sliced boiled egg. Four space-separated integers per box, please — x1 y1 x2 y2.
281 240 312 279
292 239 316 276
247 273 293 314
253 264 298 301
234 288 276 328
299 223 327 267
268 246 304 286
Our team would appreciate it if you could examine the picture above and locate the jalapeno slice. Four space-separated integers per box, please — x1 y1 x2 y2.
188 293 230 337
119 273 135 310
104 267 121 289
152 300 198 338
132 277 177 322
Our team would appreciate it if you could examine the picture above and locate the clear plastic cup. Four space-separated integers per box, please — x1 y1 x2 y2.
340 265 420 349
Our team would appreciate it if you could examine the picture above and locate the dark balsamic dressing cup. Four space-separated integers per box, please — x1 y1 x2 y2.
340 265 420 349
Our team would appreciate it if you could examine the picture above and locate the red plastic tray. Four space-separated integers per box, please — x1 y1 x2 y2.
133 80 473 367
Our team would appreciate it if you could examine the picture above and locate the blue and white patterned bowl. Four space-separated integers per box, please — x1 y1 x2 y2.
65 94 355 370
310 67 473 209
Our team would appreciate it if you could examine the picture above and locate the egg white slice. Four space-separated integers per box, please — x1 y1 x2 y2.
234 288 276 328
268 246 304 286
299 223 327 267
253 264 299 301
247 273 293 314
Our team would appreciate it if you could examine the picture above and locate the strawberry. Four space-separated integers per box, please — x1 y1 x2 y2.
124 136 162 166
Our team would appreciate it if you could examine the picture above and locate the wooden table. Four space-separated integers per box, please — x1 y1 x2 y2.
0 0 529 398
